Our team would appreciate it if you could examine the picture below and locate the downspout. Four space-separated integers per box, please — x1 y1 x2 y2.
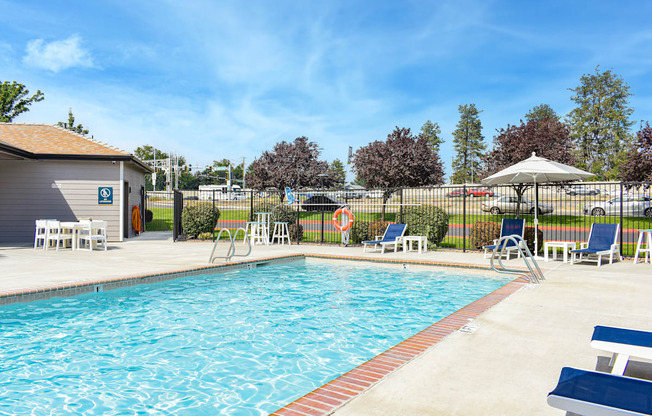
120 161 124 242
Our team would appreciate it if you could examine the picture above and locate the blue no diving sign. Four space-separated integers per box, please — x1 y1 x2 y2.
98 187 113 205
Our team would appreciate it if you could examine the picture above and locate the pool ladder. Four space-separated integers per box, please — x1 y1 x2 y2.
208 228 252 263
489 235 545 284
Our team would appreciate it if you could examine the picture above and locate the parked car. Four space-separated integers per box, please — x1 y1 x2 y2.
583 196 652 217
467 188 494 197
446 190 465 198
366 190 384 199
302 195 344 212
481 196 554 215
336 185 367 199
565 185 600 196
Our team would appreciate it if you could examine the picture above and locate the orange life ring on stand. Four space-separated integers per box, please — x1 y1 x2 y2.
332 207 354 232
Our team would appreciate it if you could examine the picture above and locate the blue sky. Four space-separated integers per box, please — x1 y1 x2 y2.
2 0 652 181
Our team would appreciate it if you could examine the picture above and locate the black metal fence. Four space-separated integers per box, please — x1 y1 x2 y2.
145 182 652 256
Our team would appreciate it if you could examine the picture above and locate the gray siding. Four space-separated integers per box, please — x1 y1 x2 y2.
0 160 122 242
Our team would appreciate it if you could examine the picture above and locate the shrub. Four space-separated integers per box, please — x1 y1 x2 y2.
469 221 501 249
289 223 303 242
349 220 371 244
181 202 220 238
402 206 449 247
197 232 213 240
145 209 153 223
368 221 390 240
523 226 544 253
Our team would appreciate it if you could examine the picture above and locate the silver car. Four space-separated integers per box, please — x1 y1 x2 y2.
583 196 652 217
481 196 554 215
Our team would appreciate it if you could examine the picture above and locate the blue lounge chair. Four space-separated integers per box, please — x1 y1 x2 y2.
591 325 652 375
483 218 526 260
363 223 407 253
547 367 652 415
571 223 622 266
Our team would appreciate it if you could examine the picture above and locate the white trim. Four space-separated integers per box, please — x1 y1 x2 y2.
119 161 124 242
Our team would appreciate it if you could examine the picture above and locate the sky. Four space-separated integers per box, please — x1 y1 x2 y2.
2 0 652 181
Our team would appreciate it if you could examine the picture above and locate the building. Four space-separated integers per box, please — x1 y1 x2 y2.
0 123 152 243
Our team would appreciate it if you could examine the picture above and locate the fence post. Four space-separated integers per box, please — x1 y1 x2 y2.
462 184 467 252
399 188 404 224
212 190 216 241
250 190 254 221
296 197 300 245
620 182 624 250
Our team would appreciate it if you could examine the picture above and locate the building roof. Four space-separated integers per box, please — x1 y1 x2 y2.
0 123 151 172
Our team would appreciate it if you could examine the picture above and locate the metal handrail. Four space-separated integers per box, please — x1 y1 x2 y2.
489 235 545 284
209 228 251 263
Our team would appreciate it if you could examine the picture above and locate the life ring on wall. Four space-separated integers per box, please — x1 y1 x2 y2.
332 207 354 232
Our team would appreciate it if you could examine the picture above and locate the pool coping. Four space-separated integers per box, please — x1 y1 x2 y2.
1 253 530 416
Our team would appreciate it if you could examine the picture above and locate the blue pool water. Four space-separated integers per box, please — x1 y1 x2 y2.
0 260 509 415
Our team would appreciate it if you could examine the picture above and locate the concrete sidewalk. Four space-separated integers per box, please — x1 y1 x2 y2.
2 233 651 415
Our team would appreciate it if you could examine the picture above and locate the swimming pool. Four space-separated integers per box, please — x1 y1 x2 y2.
0 259 510 415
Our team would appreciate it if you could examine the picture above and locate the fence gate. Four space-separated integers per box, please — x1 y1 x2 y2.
173 190 183 241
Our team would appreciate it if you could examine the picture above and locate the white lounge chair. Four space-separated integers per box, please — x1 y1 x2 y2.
363 224 407 253
571 223 622 266
547 367 652 415
483 218 526 260
591 325 652 375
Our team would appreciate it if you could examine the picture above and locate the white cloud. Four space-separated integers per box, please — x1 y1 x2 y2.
23 34 93 72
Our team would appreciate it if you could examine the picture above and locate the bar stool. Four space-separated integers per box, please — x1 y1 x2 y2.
272 222 291 245
634 229 652 264
254 212 272 245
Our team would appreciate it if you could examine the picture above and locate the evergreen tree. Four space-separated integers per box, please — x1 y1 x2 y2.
328 159 346 188
57 108 90 135
525 104 560 123
451 104 485 184
566 66 635 179
420 120 443 153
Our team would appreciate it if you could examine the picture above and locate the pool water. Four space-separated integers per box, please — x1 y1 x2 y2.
0 260 510 415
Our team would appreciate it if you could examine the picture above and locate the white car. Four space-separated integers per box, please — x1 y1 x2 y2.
583 196 652 217
481 196 554 215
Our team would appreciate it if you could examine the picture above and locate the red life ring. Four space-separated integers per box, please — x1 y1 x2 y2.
332 207 354 232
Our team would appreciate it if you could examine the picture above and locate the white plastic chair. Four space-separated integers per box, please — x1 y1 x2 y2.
34 220 53 249
79 220 108 251
45 221 73 251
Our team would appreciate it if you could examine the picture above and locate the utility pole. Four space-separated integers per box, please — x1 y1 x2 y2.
242 157 246 189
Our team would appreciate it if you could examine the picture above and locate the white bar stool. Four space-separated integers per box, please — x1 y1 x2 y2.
272 222 291 245
634 229 652 264
245 221 267 245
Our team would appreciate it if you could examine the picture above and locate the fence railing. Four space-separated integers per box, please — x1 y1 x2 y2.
145 182 652 256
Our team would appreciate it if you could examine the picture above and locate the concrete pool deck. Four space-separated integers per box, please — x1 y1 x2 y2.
2 231 651 415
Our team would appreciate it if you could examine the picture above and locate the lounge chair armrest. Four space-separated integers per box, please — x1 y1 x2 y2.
375 235 383 240
579 242 588 249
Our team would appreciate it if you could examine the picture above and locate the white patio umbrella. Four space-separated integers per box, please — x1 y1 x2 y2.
481 152 594 254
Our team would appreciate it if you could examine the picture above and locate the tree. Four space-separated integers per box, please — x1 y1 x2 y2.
0 81 44 122
57 108 90 135
525 104 560 123
133 145 188 190
420 120 443 153
213 158 244 188
451 104 486 184
328 159 346 188
566 66 635 179
482 118 575 217
246 137 329 202
353 127 444 219
619 123 652 182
